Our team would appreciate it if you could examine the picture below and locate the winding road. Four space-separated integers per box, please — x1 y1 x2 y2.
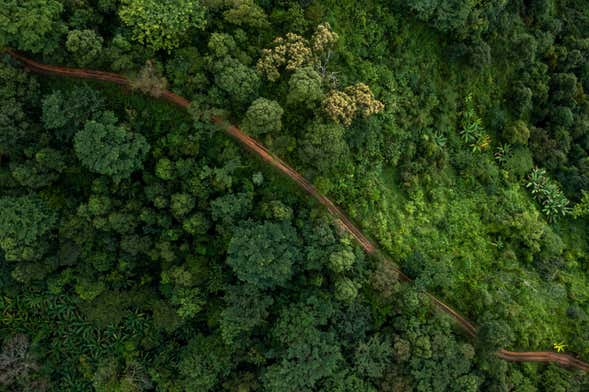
4 49 588 373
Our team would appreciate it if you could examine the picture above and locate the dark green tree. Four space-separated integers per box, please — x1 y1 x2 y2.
178 334 232 392
226 220 299 289
0 195 57 262
219 284 274 345
73 111 150 182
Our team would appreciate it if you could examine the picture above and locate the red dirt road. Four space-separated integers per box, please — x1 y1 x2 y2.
5 49 588 373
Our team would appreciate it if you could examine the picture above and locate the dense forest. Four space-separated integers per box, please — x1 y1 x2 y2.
2 0 589 390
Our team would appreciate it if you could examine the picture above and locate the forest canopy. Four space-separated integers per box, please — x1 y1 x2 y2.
2 0 589 391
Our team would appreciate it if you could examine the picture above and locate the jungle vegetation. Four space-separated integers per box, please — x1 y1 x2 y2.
2 0 589 390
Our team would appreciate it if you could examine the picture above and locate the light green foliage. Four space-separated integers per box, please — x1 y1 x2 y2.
335 277 359 302
119 0 206 51
74 111 150 182
227 221 299 289
241 98 284 136
0 195 57 262
287 66 323 107
223 0 269 29
161 266 205 319
526 168 570 222
328 247 355 273
571 191 589 218
0 0 64 52
504 120 530 145
65 29 103 66
300 121 350 174
75 279 106 301
460 94 491 152
208 32 237 58
182 212 209 235
155 157 175 180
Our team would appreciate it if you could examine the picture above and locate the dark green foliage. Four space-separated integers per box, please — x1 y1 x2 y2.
219 284 274 344
74 111 150 182
41 85 105 141
226 220 299 289
4 0 589 389
0 195 57 262
0 62 39 157
299 121 351 175
477 320 515 355
178 334 232 391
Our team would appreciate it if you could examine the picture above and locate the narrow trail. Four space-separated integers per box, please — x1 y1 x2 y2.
4 49 588 373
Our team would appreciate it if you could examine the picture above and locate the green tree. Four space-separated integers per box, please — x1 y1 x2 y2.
263 298 342 392
220 284 274 345
214 57 260 104
0 63 39 157
73 111 150 182
65 29 103 66
226 221 299 289
0 0 64 53
477 320 515 355
353 335 392 379
328 247 356 273
287 66 324 107
208 33 237 58
10 147 66 189
41 85 105 141
119 0 206 51
0 195 57 262
223 0 270 29
170 193 195 218
241 98 284 136
503 120 530 145
299 121 350 174
178 334 232 392
335 277 359 302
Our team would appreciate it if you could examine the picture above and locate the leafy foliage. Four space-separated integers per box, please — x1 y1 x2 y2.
4 0 589 389
73 111 150 182
119 0 206 51
226 221 299 289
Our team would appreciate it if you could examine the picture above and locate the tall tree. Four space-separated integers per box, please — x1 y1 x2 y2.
73 111 150 182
